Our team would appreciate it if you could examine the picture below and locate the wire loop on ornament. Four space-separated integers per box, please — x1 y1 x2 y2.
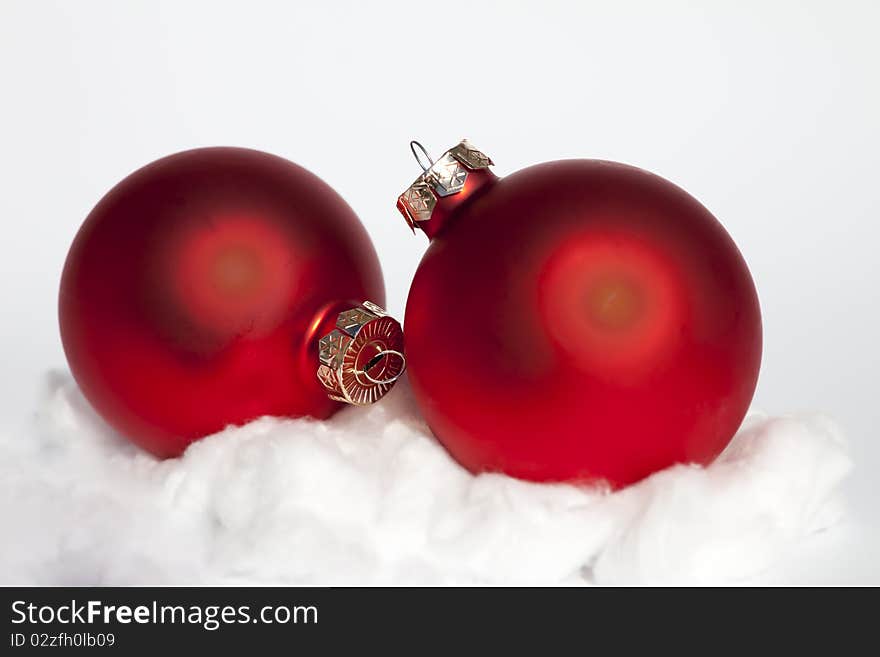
410 141 435 172
358 349 407 386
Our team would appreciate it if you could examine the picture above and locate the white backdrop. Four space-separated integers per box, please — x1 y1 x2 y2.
1 0 878 583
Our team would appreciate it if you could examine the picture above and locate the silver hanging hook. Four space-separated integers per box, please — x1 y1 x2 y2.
357 349 407 386
410 140 435 172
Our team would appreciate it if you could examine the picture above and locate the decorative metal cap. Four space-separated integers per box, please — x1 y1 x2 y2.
317 301 406 406
397 140 494 230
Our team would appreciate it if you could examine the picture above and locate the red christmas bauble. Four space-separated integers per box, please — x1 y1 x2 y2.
60 147 403 457
397 141 762 488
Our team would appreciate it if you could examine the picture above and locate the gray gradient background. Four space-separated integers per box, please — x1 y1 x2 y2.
1 0 877 583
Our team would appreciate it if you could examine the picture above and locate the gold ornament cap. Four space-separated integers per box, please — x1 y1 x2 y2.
397 140 494 230
317 301 405 406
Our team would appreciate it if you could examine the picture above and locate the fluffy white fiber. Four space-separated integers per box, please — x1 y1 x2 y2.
0 372 851 585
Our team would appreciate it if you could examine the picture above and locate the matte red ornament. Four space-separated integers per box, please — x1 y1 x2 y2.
397 141 762 488
60 147 404 458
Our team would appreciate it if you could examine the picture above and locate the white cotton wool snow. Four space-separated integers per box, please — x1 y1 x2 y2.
0 371 851 585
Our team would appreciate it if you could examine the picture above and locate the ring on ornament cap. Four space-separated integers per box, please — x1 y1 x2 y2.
317 301 406 406
397 140 494 231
